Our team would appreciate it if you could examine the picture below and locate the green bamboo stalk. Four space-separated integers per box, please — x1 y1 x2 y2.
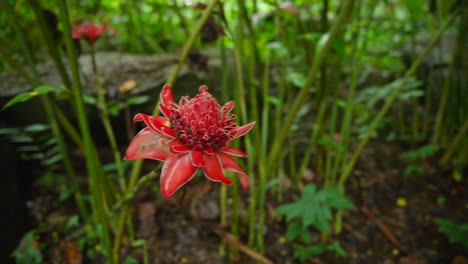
29 0 72 89
219 40 229 256
440 120 468 166
164 0 219 91
56 0 112 262
266 0 356 177
0 45 90 223
432 8 465 145
297 98 328 184
248 53 271 247
338 8 460 187
28 0 83 148
3 0 37 76
2 2 89 223
90 48 126 191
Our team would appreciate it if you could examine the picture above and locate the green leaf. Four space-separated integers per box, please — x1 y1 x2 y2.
42 153 63 166
2 85 66 110
276 203 304 222
401 0 425 18
435 218 468 248
59 185 73 201
286 221 303 241
267 96 281 106
65 215 80 231
24 124 49 133
13 231 42 264
17 145 41 152
286 71 307 87
83 94 97 105
300 229 312 244
312 206 332 232
294 245 324 261
0 128 20 135
128 95 150 105
319 189 355 209
301 184 317 200
131 239 146 248
123 256 139 264
326 242 347 257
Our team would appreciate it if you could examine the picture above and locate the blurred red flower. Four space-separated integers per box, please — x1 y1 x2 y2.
125 84 255 197
72 22 107 44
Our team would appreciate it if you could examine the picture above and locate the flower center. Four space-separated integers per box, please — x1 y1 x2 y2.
169 92 235 151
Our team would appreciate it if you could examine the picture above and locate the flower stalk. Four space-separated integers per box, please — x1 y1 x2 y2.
56 0 113 261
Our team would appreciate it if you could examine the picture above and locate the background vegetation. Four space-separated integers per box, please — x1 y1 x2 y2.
0 0 466 263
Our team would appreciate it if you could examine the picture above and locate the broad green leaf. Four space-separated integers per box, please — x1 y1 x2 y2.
131 239 146 248
303 203 321 229
2 85 66 110
301 184 317 200
13 231 42 264
123 256 139 264
277 203 304 222
65 215 80 231
303 245 325 256
128 95 150 105
300 229 312 243
0 128 20 135
267 96 281 105
327 242 347 257
319 189 355 209
293 245 324 261
286 221 303 241
17 145 41 152
315 33 329 58
24 124 49 133
286 71 307 88
401 0 424 18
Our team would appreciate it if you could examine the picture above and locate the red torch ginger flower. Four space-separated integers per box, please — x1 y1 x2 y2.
72 21 107 44
125 84 255 197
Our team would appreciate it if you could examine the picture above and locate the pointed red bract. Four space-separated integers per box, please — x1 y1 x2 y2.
219 152 250 190
125 128 169 161
160 153 197 197
125 84 255 197
202 154 232 185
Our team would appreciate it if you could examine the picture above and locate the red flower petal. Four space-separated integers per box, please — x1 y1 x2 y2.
160 84 174 108
218 152 250 190
125 128 169 161
221 146 248 157
229 121 256 140
159 103 172 119
203 147 215 155
202 154 232 185
191 150 204 167
133 113 176 138
160 153 198 197
199 85 209 93
222 101 235 115
169 140 189 154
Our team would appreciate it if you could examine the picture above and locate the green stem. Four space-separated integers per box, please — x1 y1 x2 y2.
2 1 89 223
164 0 219 90
266 0 356 177
337 8 460 187
29 0 72 89
91 48 126 191
56 0 112 262
440 120 468 166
